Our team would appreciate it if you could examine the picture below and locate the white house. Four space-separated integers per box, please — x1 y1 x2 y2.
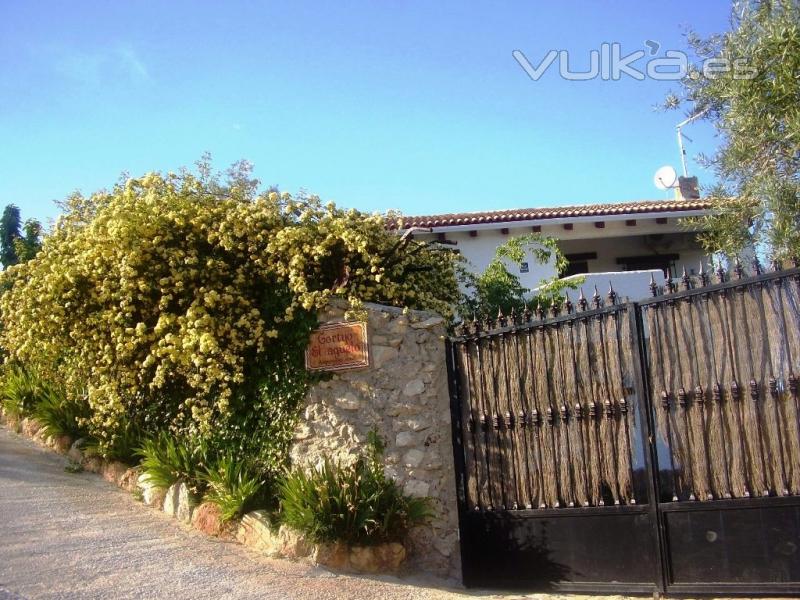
400 198 714 301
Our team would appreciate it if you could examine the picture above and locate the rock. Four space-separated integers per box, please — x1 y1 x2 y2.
144 486 167 508
163 481 193 522
275 525 313 558
117 467 140 492
395 431 415 447
192 502 226 537
411 316 444 329
237 510 280 556
402 379 425 397
20 418 42 438
49 434 73 454
348 545 379 573
102 461 129 486
374 542 407 571
404 479 430 497
334 392 360 411
403 449 425 468
82 455 104 474
313 542 350 570
407 418 430 432
67 439 85 464
371 345 399 369
294 424 313 440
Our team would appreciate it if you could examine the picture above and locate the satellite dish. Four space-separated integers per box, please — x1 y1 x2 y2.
654 165 678 190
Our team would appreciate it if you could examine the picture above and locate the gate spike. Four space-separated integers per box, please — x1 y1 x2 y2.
604 399 614 418
734 257 744 280
578 287 588 311
681 266 691 291
716 261 726 284
509 306 518 326
522 302 532 323
607 282 617 305
649 273 658 297
497 307 507 327
770 256 782 272
752 256 762 276
665 272 676 294
592 285 602 309
563 292 573 314
574 403 583 420
536 300 546 321
550 299 560 317
485 312 495 331
560 404 569 422
698 261 710 287
471 313 482 335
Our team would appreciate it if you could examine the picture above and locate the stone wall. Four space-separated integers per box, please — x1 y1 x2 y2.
290 301 461 579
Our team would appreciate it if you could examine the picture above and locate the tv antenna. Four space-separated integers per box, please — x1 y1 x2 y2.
676 108 709 176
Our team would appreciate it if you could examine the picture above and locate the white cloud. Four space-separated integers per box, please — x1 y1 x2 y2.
53 43 151 85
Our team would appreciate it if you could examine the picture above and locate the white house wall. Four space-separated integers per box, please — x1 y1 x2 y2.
417 217 710 291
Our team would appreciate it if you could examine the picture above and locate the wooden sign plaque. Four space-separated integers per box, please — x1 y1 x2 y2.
305 321 369 372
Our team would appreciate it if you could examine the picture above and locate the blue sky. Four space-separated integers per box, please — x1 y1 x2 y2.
2 1 732 225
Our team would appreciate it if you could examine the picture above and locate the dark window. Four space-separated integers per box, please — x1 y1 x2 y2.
562 260 589 277
616 254 679 278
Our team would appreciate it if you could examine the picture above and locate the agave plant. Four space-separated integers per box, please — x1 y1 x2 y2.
201 454 266 522
279 431 432 545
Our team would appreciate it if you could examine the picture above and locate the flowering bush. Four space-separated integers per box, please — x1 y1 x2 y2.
0 167 461 459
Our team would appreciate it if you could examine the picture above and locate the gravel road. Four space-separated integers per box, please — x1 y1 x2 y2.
1 427 481 600
1 426 759 600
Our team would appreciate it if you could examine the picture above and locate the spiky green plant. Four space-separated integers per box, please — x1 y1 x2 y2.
279 431 433 545
136 432 208 494
32 385 90 439
202 454 265 522
0 366 45 419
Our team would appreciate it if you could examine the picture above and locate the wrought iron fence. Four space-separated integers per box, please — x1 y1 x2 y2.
451 286 644 511
450 260 800 512
641 260 800 502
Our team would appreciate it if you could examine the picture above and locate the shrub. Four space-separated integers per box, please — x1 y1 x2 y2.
279 432 432 546
0 366 45 419
136 432 209 495
202 454 266 522
32 385 90 440
0 164 461 469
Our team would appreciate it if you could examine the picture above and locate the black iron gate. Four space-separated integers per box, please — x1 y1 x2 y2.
446 264 800 595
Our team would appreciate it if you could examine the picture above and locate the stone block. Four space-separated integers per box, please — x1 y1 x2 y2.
371 345 399 369
20 418 42 438
191 502 226 537
102 461 129 486
163 481 194 522
404 479 430 497
334 392 360 410
117 467 140 492
411 316 444 329
402 379 425 397
403 449 425 468
237 510 280 556
395 431 415 447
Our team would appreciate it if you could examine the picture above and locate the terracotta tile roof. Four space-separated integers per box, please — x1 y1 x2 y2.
397 199 713 229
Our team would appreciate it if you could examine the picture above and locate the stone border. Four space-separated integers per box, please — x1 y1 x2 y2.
0 411 411 577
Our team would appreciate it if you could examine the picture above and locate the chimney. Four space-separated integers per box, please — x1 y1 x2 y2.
677 176 700 200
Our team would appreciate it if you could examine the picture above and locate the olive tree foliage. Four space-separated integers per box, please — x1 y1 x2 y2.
457 234 576 320
665 0 800 261
0 162 462 456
